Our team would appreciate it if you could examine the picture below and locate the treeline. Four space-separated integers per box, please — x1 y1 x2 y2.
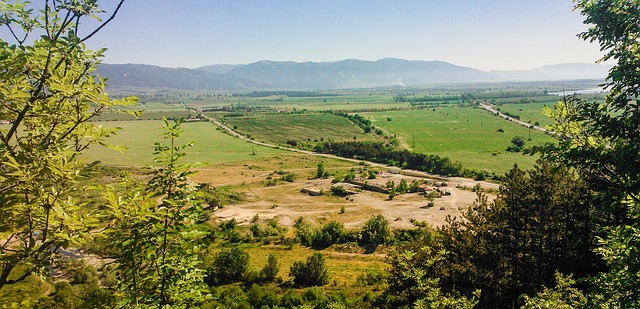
315 141 465 177
393 94 460 103
331 112 378 134
495 107 522 120
235 91 341 98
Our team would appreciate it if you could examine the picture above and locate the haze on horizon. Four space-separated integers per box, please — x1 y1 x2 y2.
80 0 605 71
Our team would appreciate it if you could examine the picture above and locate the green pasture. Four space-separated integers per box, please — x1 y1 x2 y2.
497 93 609 130
223 113 376 146
82 120 283 167
180 92 409 112
92 110 193 121
271 101 409 111
363 107 557 174
497 101 558 128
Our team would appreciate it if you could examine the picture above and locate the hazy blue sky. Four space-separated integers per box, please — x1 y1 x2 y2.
81 0 603 71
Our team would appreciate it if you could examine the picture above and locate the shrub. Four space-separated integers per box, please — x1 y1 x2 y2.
360 215 391 246
290 253 330 287
219 218 237 231
248 284 280 308
259 254 280 282
331 185 350 197
206 247 249 285
281 172 297 182
295 220 318 247
313 221 346 248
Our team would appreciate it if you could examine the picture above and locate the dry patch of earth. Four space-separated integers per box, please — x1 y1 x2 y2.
193 156 496 229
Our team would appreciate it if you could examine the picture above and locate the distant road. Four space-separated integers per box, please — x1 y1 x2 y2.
182 102 499 190
478 102 551 134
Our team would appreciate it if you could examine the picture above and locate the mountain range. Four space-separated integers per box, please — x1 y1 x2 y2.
97 58 612 92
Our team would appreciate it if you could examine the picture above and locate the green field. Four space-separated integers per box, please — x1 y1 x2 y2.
90 101 192 121
363 107 557 174
497 101 559 128
223 113 376 146
180 92 409 111
82 120 284 166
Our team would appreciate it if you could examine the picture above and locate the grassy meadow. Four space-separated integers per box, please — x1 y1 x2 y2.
363 106 557 174
497 101 558 128
82 120 284 167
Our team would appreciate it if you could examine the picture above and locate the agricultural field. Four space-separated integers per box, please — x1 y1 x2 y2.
362 106 557 174
222 112 377 146
496 101 557 128
82 120 284 166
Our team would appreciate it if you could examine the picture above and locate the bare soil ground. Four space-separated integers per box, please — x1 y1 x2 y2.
193 156 495 229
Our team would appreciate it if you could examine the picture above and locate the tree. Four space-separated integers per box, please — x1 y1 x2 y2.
0 0 135 291
506 135 526 152
259 254 280 282
360 214 391 247
397 178 409 194
521 273 587 309
381 246 478 309
103 120 209 307
313 220 346 248
207 247 249 285
438 162 596 308
290 253 329 287
316 162 327 179
545 1 640 306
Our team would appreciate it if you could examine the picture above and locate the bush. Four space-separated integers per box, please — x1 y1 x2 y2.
259 254 280 282
280 172 297 182
313 221 346 248
207 247 249 285
248 284 280 308
360 214 391 247
295 219 318 247
331 185 350 197
219 218 237 231
290 253 330 287
506 135 526 152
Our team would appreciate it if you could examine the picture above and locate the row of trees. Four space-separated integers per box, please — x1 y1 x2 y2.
316 141 466 176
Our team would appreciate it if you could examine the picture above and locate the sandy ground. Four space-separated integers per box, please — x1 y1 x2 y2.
199 167 495 229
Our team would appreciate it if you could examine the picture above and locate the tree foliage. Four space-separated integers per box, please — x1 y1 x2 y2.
207 247 249 286
381 246 478 309
0 0 135 291
438 162 596 308
103 120 209 308
290 253 329 287
360 214 391 247
520 272 587 309
259 253 280 282
543 1 640 307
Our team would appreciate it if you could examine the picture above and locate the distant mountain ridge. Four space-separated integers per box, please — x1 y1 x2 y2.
98 58 612 92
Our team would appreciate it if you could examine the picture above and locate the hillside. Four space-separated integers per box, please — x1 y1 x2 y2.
98 59 612 92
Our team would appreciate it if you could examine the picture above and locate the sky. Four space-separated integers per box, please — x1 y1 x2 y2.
53 1 606 70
